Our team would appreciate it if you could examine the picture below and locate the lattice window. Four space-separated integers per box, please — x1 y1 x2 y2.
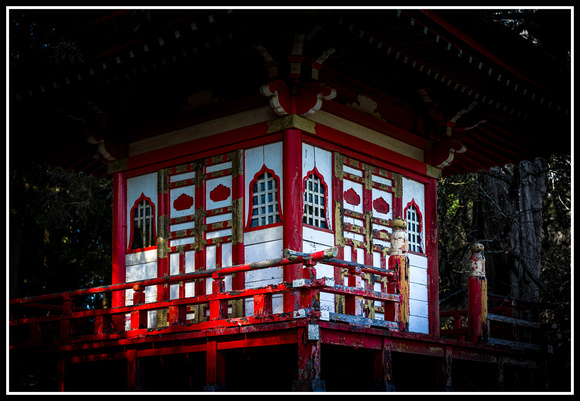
129 194 156 250
405 202 423 253
303 172 328 229
249 168 281 228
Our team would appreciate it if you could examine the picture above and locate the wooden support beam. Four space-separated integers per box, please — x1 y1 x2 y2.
205 339 226 391
126 349 143 391
374 338 395 391
282 127 303 313
389 218 409 331
467 243 488 343
292 326 325 391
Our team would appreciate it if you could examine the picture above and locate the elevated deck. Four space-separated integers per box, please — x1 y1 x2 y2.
9 247 549 392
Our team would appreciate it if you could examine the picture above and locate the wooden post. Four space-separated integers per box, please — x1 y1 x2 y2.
374 338 395 391
467 243 487 343
210 274 228 320
60 294 75 339
131 284 147 330
126 349 143 391
111 173 126 332
292 326 325 391
282 127 303 313
389 218 409 331
57 356 66 392
205 339 226 391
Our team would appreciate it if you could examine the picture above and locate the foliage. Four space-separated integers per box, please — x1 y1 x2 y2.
9 164 113 303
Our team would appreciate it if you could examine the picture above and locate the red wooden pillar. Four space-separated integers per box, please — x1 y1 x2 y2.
425 177 440 336
112 172 126 331
390 218 409 331
157 168 169 303
126 349 143 391
292 326 325 391
205 339 226 391
468 243 487 343
232 150 245 317
282 127 303 313
374 338 395 391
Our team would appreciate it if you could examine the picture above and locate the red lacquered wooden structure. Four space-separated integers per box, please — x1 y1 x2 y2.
9 8 568 392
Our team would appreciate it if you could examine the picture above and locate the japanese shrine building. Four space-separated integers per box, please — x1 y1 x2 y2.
9 8 571 392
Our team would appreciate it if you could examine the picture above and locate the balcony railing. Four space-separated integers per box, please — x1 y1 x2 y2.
439 243 549 353
9 246 406 348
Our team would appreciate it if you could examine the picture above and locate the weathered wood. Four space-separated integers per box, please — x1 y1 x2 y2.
467 243 488 343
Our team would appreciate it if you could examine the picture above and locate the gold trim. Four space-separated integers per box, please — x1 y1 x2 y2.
425 163 442 179
106 158 128 174
267 114 316 134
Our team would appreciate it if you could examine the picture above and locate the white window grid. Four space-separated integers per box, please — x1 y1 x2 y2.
303 173 327 229
406 205 422 253
132 198 155 249
250 171 281 228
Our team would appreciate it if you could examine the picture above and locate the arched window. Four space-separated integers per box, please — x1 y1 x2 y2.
303 169 329 229
404 199 423 254
247 166 282 229
129 193 157 251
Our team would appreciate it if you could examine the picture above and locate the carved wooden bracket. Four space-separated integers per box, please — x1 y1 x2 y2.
260 80 336 117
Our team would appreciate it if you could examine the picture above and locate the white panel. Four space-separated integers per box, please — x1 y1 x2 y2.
184 250 195 297
170 221 195 232
126 172 158 244
410 299 429 317
206 229 232 240
409 253 428 269
206 245 217 270
342 180 363 214
303 227 334 247
244 239 284 317
410 266 428 285
222 242 233 267
206 175 232 210
343 165 362 177
170 184 195 219
372 187 393 221
169 253 180 276
409 282 428 302
125 249 157 267
302 143 315 176
356 248 365 264
244 225 283 245
244 146 265 223
206 213 232 224
409 316 429 334
170 171 196 183
206 161 232 174
126 261 157 282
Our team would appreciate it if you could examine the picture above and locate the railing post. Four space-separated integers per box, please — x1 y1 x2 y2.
467 243 488 343
210 273 228 321
60 294 75 339
131 284 148 330
389 218 409 331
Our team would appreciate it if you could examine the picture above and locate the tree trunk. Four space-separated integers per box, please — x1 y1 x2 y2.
476 158 547 304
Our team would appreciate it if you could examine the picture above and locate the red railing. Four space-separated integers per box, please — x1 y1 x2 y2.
439 243 546 352
9 247 403 348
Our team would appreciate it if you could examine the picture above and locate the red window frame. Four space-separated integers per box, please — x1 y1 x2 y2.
403 198 424 254
245 165 283 231
302 166 331 231
127 192 157 253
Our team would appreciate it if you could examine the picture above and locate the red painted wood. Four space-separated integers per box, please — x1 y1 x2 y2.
282 128 303 313
425 178 440 336
112 172 126 334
